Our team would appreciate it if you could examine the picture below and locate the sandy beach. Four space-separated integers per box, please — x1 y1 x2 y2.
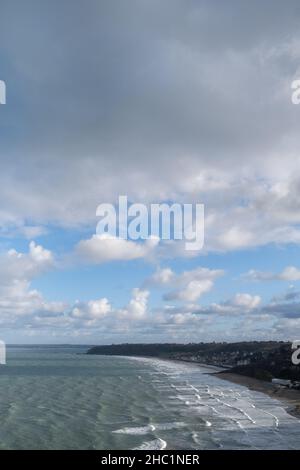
215 371 300 419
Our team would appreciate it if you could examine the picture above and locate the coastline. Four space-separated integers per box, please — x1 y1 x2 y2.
215 371 300 419
155 356 300 420
91 354 300 420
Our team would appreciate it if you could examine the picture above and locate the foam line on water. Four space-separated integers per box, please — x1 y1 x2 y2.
113 422 185 435
134 438 167 450
113 425 156 435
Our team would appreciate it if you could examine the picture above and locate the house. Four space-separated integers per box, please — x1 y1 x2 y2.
237 359 251 366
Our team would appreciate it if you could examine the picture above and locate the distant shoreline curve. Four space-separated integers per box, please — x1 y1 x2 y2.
121 355 300 420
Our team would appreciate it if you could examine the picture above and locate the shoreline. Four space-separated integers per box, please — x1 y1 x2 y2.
215 371 300 419
155 356 300 420
92 354 300 419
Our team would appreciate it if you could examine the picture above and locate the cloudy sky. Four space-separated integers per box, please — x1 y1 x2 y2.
1 0 300 343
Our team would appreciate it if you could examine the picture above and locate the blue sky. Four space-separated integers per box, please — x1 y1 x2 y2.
1 0 300 343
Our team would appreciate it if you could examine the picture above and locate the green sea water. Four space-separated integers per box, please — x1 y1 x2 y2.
0 346 299 450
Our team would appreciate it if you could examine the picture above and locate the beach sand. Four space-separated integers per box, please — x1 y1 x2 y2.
215 371 300 419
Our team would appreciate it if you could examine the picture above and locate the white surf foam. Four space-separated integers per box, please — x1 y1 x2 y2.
113 424 156 435
134 438 167 450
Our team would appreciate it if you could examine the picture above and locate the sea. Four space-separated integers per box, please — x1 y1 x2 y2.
0 345 299 450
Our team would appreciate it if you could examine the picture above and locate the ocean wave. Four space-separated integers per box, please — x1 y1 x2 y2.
134 438 167 450
113 421 185 435
113 424 156 435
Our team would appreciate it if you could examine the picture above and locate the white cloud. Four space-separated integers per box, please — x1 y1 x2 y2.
0 240 152 333
76 234 159 264
145 267 175 286
0 242 62 323
0 241 53 297
119 288 149 320
159 267 224 303
244 266 300 281
72 298 111 320
165 279 215 303
184 292 262 316
217 227 255 251
231 293 261 309
280 267 300 281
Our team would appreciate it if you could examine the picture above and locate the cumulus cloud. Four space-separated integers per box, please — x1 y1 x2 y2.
0 242 63 322
164 279 215 303
118 288 149 321
0 243 297 341
231 293 261 310
244 266 300 281
151 267 225 302
145 267 175 286
72 298 111 320
190 293 262 316
76 234 159 264
0 241 53 293
0 242 151 334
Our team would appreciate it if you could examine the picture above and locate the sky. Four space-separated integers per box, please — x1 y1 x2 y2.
1 0 300 343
